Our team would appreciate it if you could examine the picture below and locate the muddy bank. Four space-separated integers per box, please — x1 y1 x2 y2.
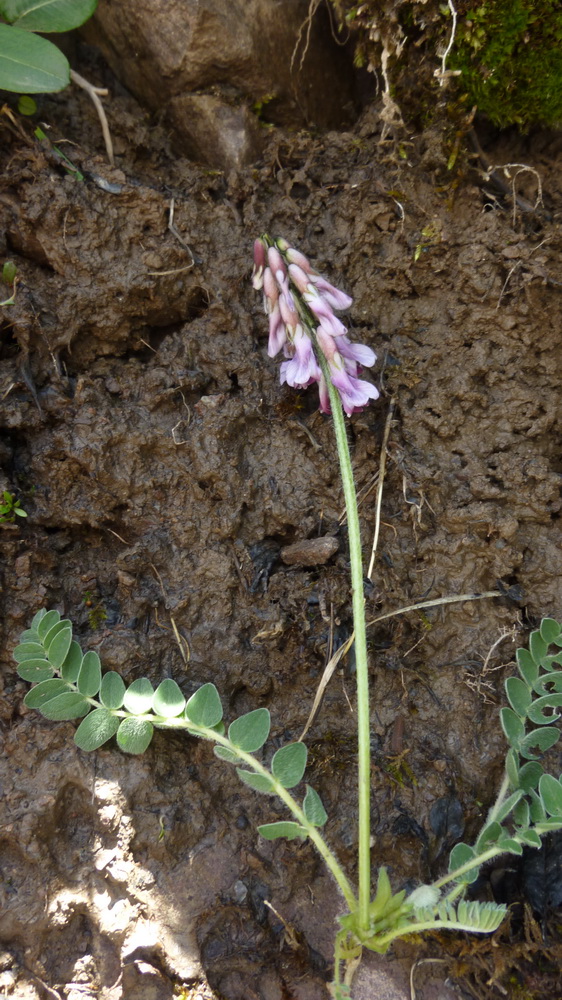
1 49 562 1000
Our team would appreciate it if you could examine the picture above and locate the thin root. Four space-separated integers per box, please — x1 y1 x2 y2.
70 69 114 166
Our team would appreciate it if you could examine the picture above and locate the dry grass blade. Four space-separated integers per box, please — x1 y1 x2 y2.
299 633 354 741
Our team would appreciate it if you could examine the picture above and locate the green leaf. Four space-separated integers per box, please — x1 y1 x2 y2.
152 678 186 718
77 649 102 697
505 748 520 789
303 785 328 826
13 641 45 662
213 745 242 763
533 669 562 696
496 837 523 855
539 774 562 817
123 677 154 715
37 609 60 641
0 0 98 31
529 630 547 666
271 742 307 788
528 788 546 823
99 671 126 710
30 608 47 630
228 708 270 752
0 24 70 92
516 647 538 686
47 627 72 669
43 618 72 650
512 798 530 829
61 640 83 682
526 693 562 725
518 761 543 791
184 683 223 728
505 677 531 717
519 727 560 759
19 628 40 643
17 94 36 114
448 842 479 884
540 618 561 644
500 707 525 747
24 677 68 709
494 790 524 823
516 828 541 848
475 821 502 853
39 692 91 720
116 717 154 754
17 658 54 682
74 708 120 751
236 769 276 793
257 821 308 841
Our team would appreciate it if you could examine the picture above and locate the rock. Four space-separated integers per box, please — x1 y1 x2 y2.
83 0 358 168
280 535 339 566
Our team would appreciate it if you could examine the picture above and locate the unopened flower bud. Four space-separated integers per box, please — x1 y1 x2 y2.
252 238 267 290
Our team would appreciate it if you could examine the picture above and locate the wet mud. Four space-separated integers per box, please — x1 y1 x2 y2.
1 49 562 1000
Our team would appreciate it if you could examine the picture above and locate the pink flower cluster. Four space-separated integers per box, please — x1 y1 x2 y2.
253 237 379 416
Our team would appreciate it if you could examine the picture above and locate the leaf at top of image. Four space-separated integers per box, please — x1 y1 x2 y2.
0 24 69 93
0 0 97 33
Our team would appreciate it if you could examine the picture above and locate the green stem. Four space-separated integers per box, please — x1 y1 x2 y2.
313 344 372 934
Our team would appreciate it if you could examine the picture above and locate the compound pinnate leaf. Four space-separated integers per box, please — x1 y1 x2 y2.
271 742 307 788
539 774 562 817
123 677 154 715
213 745 242 764
37 609 61 641
500 707 525 747
449 842 479 885
519 727 560 760
74 708 120 751
185 683 223 728
61 640 83 682
77 650 102 697
152 679 186 718
516 647 538 686
116 717 154 754
100 671 126 710
505 676 531 718
228 708 270 752
17 659 55 683
13 641 45 662
0 0 98 31
236 769 276 794
540 618 561 644
24 677 68 709
47 627 72 669
258 821 308 841
303 785 328 826
43 619 72 651
39 692 91 721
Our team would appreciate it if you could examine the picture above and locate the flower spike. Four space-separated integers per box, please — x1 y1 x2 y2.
253 236 379 416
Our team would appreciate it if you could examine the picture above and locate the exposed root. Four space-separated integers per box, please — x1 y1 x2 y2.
70 69 114 166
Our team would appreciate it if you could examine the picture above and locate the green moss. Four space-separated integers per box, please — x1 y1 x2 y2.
332 0 562 130
451 0 562 128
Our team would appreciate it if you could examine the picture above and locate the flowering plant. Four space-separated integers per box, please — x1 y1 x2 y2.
12 238 562 1000
253 236 379 416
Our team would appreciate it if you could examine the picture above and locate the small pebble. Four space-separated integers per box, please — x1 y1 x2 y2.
280 536 339 566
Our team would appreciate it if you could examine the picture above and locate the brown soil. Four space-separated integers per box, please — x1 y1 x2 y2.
1 47 562 1000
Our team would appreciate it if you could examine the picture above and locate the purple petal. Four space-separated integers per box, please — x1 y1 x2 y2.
330 368 380 416
310 275 353 311
305 294 347 336
268 304 287 357
280 330 321 388
336 337 376 368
